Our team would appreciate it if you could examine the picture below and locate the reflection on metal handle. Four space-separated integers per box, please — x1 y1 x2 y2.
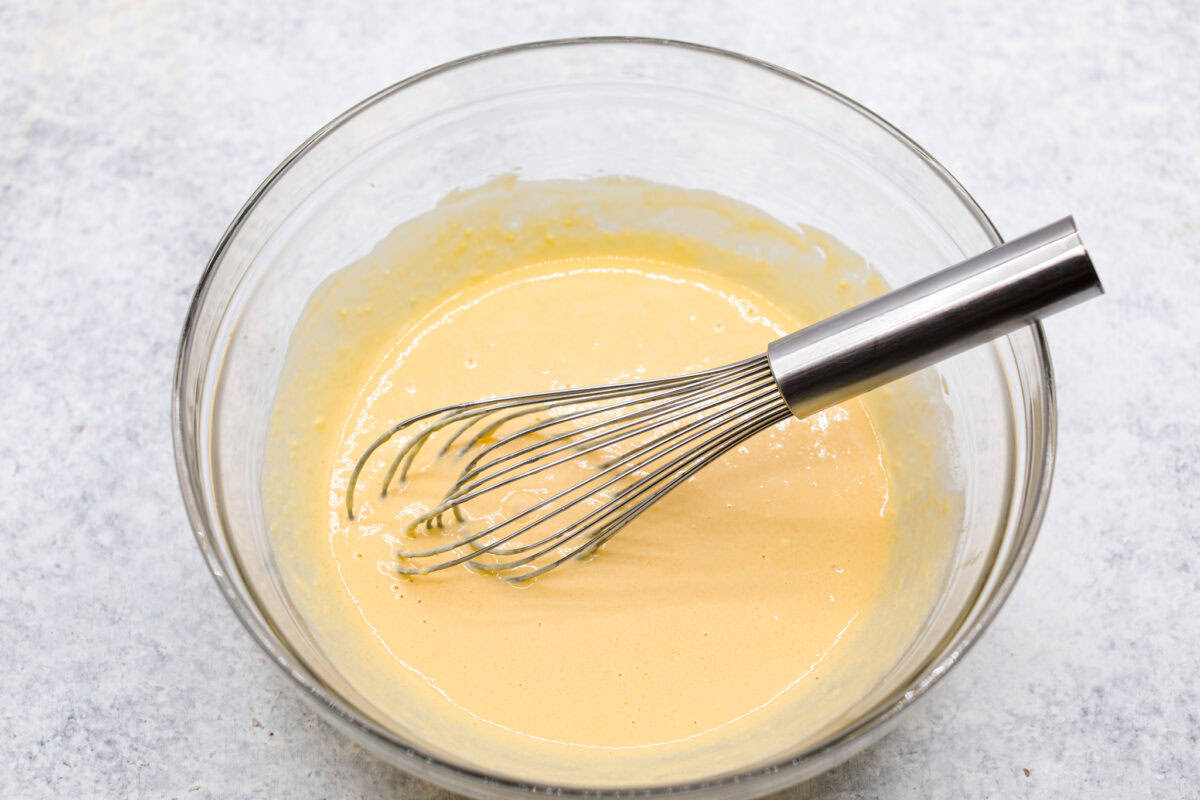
766 217 1103 418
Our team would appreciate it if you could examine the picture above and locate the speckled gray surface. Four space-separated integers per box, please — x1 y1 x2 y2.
2 1 1198 797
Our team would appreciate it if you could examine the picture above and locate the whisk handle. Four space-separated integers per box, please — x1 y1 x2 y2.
767 216 1102 418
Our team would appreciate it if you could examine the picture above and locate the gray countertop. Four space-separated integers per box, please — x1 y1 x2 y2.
3 2 1197 797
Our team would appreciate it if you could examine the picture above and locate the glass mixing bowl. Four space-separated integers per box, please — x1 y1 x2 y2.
173 38 1055 799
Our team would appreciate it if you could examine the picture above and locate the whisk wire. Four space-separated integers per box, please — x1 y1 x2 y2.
398 390 787 578
348 354 789 578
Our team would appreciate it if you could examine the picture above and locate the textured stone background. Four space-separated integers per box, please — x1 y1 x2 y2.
2 2 1197 798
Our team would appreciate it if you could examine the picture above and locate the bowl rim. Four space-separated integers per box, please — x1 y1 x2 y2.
173 35 1056 797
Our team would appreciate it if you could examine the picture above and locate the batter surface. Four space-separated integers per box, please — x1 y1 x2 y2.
263 177 959 786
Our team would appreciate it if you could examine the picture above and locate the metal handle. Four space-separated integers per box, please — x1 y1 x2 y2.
766 216 1103 418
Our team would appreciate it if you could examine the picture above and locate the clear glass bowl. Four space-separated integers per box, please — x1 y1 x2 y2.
173 37 1055 799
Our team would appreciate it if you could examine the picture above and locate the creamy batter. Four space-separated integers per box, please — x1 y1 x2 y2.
263 177 960 786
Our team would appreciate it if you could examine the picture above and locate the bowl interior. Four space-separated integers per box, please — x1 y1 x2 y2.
175 38 1052 798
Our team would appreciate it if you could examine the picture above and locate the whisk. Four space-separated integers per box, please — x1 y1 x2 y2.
347 218 1101 581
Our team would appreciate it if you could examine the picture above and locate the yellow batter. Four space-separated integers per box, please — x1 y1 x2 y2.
264 177 960 786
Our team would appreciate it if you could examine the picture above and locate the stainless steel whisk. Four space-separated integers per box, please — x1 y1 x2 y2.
347 218 1101 581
